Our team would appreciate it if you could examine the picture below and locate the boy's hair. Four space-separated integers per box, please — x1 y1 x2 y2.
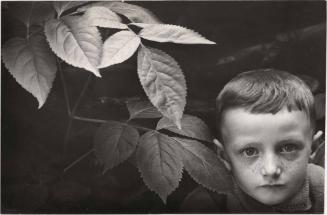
216 68 316 136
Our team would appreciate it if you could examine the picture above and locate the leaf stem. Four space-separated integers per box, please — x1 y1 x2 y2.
63 149 94 173
72 115 153 132
57 58 72 116
71 74 92 115
73 115 108 124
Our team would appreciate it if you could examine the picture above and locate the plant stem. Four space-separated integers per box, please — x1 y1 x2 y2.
73 115 153 132
71 74 92 115
57 58 72 116
63 149 94 173
73 115 108 124
63 118 73 154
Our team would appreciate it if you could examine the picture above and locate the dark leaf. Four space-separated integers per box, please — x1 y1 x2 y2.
137 131 183 203
157 114 212 142
173 137 233 194
127 99 162 119
94 121 139 172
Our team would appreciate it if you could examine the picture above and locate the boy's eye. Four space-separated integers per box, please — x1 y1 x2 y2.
280 144 298 153
242 147 259 157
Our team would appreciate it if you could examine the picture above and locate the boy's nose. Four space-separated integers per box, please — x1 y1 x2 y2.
260 153 282 178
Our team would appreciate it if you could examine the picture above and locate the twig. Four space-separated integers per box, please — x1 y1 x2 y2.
71 74 92 115
63 149 94 173
73 115 108 124
57 58 72 116
72 115 153 132
216 22 325 66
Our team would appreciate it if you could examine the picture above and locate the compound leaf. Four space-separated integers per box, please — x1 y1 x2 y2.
2 34 57 108
137 131 183 203
139 24 216 44
53 1 86 17
137 46 187 129
83 6 127 29
98 31 140 69
157 114 212 142
78 2 162 24
94 121 139 173
173 137 233 194
44 16 102 77
127 99 162 119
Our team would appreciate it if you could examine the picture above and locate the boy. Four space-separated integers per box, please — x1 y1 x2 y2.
180 69 324 213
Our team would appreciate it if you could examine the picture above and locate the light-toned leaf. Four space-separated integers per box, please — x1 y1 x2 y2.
83 6 127 29
94 121 139 173
2 34 57 108
173 137 233 193
78 2 162 24
139 24 216 44
44 16 102 77
53 1 86 17
157 114 212 142
137 46 187 129
127 99 163 119
314 93 325 120
137 131 183 203
98 31 140 69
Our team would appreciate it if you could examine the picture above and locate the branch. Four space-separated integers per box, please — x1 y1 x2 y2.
216 23 325 66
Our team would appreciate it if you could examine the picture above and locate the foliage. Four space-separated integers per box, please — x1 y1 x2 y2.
2 1 233 204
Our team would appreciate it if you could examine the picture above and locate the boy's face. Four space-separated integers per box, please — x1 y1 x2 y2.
220 108 313 206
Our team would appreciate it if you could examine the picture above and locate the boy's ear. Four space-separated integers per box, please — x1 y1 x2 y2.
213 138 231 171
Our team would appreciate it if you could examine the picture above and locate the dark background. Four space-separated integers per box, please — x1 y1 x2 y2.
2 1 326 213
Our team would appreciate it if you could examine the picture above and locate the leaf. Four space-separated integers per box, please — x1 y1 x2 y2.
98 31 141 69
94 121 139 173
136 131 183 203
173 137 233 194
44 16 102 77
139 24 216 44
157 114 212 142
83 6 127 29
9 2 55 26
2 34 57 108
53 1 86 17
127 99 163 119
78 2 162 24
137 46 187 129
314 93 325 120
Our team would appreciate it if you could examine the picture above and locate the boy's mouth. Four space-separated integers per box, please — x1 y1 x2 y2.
260 184 285 188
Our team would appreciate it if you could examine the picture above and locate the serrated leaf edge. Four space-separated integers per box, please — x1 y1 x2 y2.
94 122 139 173
44 18 102 77
171 137 230 195
137 46 187 129
2 37 56 108
136 131 184 203
139 24 216 45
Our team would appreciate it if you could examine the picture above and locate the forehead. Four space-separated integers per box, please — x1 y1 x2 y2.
220 108 312 144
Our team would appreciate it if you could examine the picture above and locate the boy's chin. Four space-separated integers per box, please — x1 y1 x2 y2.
253 192 290 206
